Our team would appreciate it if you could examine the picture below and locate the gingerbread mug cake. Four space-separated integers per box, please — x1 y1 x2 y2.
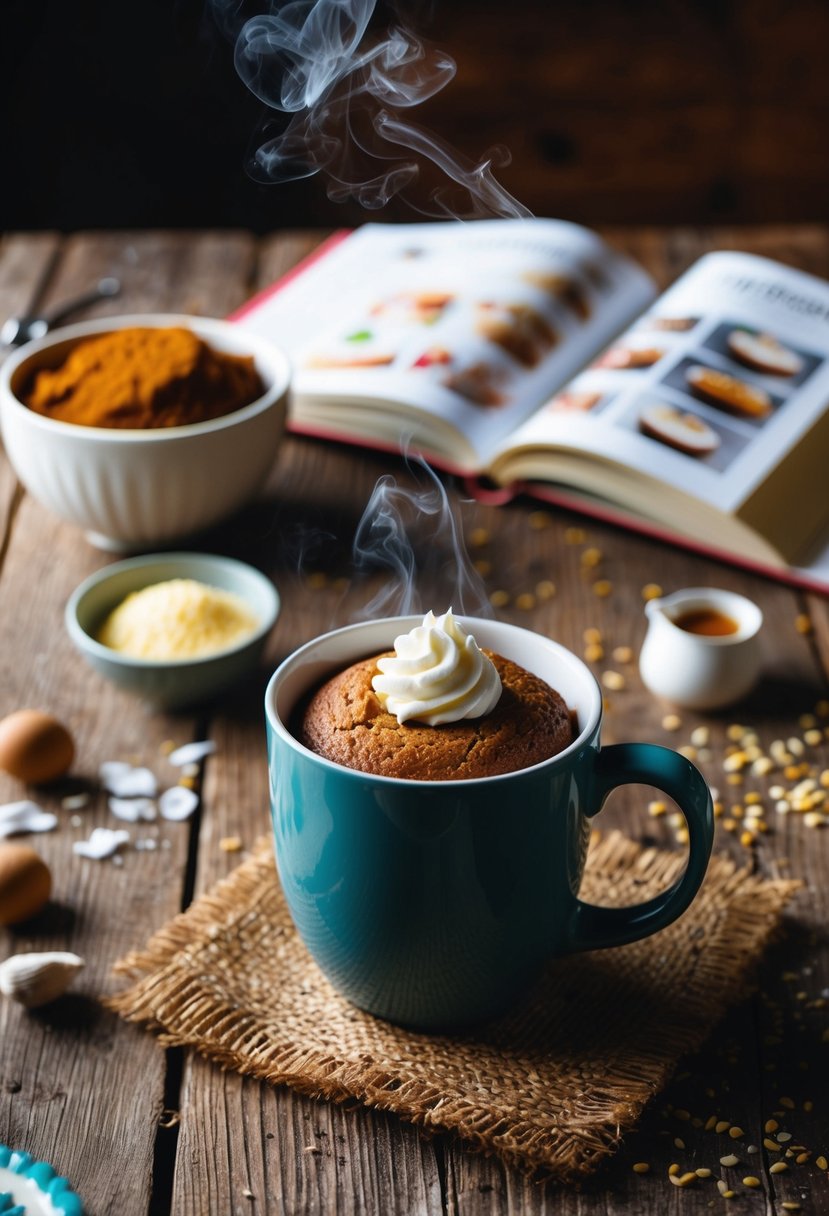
296 609 575 780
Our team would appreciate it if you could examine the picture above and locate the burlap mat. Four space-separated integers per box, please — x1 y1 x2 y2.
110 832 798 1180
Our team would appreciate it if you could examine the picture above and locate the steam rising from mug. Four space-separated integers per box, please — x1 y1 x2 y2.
210 0 531 218
352 464 491 619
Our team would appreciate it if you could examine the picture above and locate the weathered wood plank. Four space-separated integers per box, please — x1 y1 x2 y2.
0 231 255 1216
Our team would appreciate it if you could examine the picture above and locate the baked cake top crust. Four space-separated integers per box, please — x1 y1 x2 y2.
298 650 574 781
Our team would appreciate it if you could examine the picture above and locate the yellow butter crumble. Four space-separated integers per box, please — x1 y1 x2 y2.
97 578 259 659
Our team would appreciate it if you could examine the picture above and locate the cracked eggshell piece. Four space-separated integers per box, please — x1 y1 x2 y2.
99 763 158 799
0 951 84 1009
726 329 803 376
0 800 58 840
107 796 156 823
167 740 216 767
159 786 199 821
73 828 130 860
0 1143 84 1214
639 404 721 456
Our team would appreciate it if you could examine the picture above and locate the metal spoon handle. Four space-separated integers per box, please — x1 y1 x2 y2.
41 276 121 326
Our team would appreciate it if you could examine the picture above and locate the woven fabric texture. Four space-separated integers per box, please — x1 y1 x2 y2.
110 832 798 1179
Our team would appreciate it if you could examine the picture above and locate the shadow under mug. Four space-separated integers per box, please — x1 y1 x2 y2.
264 617 714 1031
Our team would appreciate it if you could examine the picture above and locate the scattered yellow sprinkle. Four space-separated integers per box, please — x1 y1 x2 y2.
307 571 327 589
796 1152 810 1164
662 714 682 732
690 726 710 747
641 583 663 601
674 1137 686 1149
612 645 633 663
668 1163 680 1176
593 579 613 597
781 1204 802 1213
632 1162 650 1174
805 728 823 746
584 644 604 662
765 1119 779 1133
729 1126 745 1140
817 1155 828 1170
528 511 552 531
648 800 667 818
515 593 536 611
535 579 556 599
469 527 491 547
695 1167 712 1178
779 1096 796 1109
769 1162 788 1175
580 546 602 567
583 626 603 644
669 1172 697 1187
219 836 243 853
473 559 492 577
675 1109 691 1121
740 830 755 848
742 1176 761 1188
720 1154 738 1167
601 670 625 691
159 739 176 756
564 526 586 543
795 613 812 634
489 589 510 608
178 775 198 790
726 773 744 786
763 1138 780 1152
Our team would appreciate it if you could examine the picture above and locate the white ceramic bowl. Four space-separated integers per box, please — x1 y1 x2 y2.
65 552 280 709
0 314 291 550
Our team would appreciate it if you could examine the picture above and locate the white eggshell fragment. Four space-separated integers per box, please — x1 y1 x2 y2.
0 800 59 839
167 740 216 767
108 796 157 823
100 763 158 799
73 828 130 860
0 951 84 1008
159 786 199 821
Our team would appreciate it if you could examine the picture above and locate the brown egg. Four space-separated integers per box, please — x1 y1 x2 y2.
0 709 75 784
0 843 52 925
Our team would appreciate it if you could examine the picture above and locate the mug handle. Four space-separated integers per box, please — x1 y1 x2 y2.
569 743 714 951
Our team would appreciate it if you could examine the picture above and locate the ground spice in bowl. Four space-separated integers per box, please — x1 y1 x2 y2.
22 326 265 429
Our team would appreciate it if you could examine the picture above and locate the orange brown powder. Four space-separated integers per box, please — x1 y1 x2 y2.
23 326 265 429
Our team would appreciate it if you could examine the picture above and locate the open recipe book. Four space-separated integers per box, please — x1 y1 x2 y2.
233 220 829 592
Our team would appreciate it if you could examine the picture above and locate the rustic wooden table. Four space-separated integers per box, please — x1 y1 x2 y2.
0 226 828 1216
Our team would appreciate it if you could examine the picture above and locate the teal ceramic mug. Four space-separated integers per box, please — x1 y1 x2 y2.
264 616 714 1030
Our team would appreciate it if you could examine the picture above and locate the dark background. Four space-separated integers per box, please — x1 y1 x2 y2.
3 0 828 233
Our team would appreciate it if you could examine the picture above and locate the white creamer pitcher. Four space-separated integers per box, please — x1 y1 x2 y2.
639 587 763 711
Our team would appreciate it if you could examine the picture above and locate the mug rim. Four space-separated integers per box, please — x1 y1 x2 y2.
264 614 603 787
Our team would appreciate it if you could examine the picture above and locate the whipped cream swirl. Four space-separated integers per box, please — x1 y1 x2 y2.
372 610 502 726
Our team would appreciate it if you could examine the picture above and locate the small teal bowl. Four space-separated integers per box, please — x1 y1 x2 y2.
65 552 280 709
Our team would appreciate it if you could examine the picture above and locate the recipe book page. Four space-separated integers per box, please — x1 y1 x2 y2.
235 219 655 470
495 251 829 518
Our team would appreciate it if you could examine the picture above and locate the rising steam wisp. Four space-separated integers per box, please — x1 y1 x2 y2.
211 0 531 218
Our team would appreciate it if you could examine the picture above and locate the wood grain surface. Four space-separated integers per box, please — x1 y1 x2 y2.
0 226 828 1215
